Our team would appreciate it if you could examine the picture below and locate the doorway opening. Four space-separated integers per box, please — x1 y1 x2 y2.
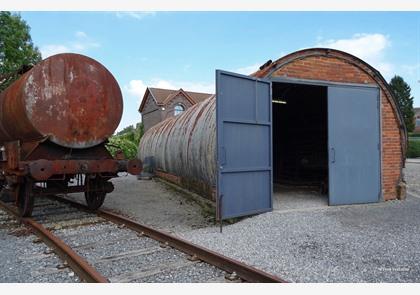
272 82 329 210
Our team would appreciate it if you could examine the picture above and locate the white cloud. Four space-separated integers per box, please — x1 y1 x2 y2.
40 31 100 58
316 33 394 79
123 79 215 106
115 12 156 20
152 79 176 90
40 45 70 58
376 62 394 79
124 79 148 99
75 31 87 38
235 62 262 75
402 63 420 75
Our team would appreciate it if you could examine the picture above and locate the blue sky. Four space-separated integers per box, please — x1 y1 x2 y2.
20 12 420 130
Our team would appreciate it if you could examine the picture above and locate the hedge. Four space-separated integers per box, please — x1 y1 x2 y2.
407 139 420 158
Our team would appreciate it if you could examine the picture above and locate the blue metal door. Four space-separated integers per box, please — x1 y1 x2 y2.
328 86 381 205
216 70 272 220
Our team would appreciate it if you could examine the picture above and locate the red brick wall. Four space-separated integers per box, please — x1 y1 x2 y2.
270 55 403 201
414 109 420 133
155 170 181 185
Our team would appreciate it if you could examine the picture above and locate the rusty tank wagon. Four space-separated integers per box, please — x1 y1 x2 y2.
0 53 141 217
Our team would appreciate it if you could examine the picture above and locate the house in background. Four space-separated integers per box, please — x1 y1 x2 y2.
414 107 420 134
139 87 213 132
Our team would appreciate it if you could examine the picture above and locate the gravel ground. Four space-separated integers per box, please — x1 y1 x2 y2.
68 175 213 233
179 196 420 283
0 179 222 283
1 195 227 283
65 165 419 283
273 184 328 211
405 160 420 196
0 209 79 283
51 220 227 283
132 262 226 283
1 162 418 283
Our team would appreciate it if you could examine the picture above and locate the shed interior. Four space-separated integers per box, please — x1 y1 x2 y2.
272 82 329 208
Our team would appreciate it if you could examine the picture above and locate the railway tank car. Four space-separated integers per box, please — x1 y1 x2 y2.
0 53 141 217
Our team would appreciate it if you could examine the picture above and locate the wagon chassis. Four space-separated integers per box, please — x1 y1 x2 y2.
0 139 141 217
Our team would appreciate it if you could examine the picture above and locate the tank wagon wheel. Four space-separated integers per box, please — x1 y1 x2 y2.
85 191 106 211
84 177 106 210
17 178 35 217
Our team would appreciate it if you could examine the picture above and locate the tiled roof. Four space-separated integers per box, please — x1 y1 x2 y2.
139 87 213 112
149 87 213 104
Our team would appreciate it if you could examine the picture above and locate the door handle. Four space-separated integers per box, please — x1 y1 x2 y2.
331 148 336 163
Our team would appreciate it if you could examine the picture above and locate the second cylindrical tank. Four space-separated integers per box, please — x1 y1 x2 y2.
139 95 216 187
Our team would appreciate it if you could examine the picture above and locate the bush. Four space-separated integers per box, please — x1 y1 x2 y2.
107 136 138 159
106 122 144 159
407 139 420 158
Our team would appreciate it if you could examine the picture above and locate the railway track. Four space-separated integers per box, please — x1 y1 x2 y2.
0 196 286 283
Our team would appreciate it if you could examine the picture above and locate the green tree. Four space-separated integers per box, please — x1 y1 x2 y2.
389 75 415 132
107 136 139 160
107 122 144 159
116 122 144 146
0 12 42 92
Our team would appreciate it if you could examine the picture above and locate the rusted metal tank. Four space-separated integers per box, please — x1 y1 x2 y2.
0 53 141 217
0 53 123 149
139 95 216 188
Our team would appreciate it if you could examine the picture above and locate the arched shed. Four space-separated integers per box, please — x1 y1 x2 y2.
139 48 407 220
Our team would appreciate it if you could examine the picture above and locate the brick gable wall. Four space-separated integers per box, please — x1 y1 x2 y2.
141 92 197 132
162 94 194 120
142 93 162 132
269 55 404 201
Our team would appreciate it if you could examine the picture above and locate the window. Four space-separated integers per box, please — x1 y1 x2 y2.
174 104 185 116
416 118 420 127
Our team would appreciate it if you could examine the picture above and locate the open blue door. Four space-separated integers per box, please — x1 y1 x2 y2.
216 70 272 220
328 86 381 205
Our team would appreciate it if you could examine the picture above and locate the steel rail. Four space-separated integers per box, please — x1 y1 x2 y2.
0 200 108 283
53 195 287 283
